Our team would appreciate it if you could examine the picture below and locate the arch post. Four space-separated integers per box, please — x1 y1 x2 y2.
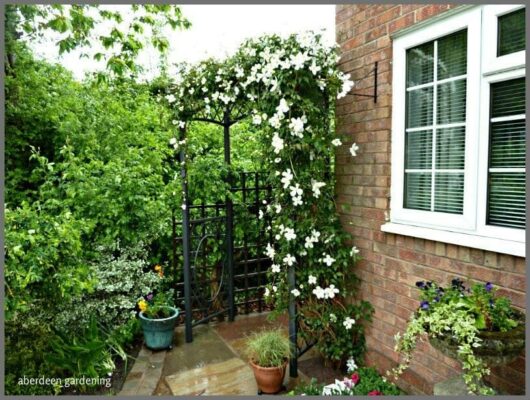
223 111 236 322
180 126 193 343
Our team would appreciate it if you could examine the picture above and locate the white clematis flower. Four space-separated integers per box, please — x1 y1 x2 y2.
311 180 326 198
265 243 275 259
272 132 284 154
289 117 305 138
349 143 359 157
283 254 296 266
322 254 336 266
281 169 294 188
284 227 296 241
277 98 290 114
343 317 356 330
350 246 360 257
332 138 342 147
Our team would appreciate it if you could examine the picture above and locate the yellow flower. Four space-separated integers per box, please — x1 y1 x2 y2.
154 264 162 272
138 299 148 312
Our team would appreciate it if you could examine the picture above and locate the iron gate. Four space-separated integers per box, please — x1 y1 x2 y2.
172 172 273 342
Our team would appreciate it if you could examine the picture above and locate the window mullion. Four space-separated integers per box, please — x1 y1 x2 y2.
431 40 438 212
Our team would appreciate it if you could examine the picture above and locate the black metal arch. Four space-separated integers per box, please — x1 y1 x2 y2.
176 92 330 379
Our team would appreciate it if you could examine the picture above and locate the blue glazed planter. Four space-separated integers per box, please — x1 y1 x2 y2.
139 306 179 350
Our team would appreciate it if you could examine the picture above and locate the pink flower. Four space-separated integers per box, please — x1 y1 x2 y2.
351 373 360 385
368 390 382 396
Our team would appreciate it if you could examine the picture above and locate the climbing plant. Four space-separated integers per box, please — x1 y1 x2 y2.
161 32 374 365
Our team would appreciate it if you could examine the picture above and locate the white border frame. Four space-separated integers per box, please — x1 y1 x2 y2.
476 66 526 244
390 6 481 231
386 5 526 257
482 4 526 76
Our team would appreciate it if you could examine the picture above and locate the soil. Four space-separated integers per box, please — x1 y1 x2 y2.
60 335 143 395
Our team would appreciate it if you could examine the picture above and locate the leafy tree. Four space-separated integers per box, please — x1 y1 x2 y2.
5 4 190 77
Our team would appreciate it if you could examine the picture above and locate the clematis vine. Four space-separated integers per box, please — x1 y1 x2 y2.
162 31 372 367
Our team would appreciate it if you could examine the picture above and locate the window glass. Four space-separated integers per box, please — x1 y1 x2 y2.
487 78 526 229
404 29 467 214
498 8 526 56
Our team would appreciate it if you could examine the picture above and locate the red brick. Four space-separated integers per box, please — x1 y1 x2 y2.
336 4 525 395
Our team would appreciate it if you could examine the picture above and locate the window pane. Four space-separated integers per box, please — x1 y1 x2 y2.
436 126 465 169
491 78 525 118
487 77 526 230
407 87 433 128
498 8 526 56
490 120 525 168
404 173 431 211
406 130 432 169
434 173 464 214
437 29 467 80
407 42 434 87
437 79 466 124
488 173 525 229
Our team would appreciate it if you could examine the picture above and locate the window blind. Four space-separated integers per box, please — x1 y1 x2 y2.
404 29 467 214
487 78 526 229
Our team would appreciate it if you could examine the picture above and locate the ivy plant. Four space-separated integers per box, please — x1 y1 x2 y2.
391 279 521 395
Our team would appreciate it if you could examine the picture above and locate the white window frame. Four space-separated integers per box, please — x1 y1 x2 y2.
482 4 526 75
384 5 526 257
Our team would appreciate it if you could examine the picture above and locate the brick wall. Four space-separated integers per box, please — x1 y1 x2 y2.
335 4 526 395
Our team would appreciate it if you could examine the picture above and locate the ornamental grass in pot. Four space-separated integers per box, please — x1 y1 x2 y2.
245 329 290 394
391 278 525 395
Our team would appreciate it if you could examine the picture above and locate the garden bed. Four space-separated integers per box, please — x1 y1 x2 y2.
61 336 143 395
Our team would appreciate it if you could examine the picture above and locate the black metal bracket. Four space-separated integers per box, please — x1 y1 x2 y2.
348 61 378 103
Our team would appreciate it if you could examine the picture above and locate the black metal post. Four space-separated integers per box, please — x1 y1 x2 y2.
224 111 236 322
288 262 298 378
373 61 378 103
180 127 193 343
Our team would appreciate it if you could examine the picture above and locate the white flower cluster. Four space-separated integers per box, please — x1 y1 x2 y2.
289 183 303 206
350 143 359 157
311 179 326 198
346 357 358 373
321 253 336 266
168 137 186 151
271 132 284 154
265 243 275 259
288 115 307 138
283 253 296 266
275 224 296 242
343 317 356 330
281 168 293 188
350 246 360 258
271 264 281 273
337 72 355 99
304 229 321 249
312 284 339 299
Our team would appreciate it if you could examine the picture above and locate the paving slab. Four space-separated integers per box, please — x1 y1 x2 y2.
161 324 236 378
165 357 257 395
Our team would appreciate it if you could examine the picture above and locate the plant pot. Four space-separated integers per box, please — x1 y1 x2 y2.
139 306 179 350
429 310 525 366
249 359 287 394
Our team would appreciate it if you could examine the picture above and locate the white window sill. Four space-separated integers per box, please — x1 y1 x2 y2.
380 222 525 257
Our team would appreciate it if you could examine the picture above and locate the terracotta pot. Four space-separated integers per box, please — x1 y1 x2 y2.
429 310 525 366
249 359 287 394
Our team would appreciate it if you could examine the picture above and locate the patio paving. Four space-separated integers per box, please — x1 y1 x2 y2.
120 311 343 396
